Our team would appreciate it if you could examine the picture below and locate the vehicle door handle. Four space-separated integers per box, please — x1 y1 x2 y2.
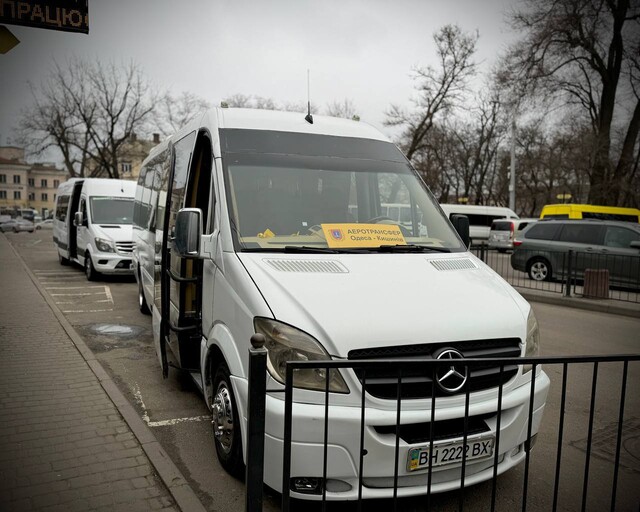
585 247 594 252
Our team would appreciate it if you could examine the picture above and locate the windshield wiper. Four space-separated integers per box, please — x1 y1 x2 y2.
284 246 366 254
376 244 451 253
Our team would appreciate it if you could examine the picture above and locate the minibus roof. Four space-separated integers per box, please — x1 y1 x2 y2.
217 108 391 142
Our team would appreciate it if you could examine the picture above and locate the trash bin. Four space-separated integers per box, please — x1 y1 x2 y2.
583 269 609 299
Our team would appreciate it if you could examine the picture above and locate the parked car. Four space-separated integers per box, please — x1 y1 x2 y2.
0 219 35 233
489 218 539 252
511 219 640 288
35 219 54 230
439 204 519 245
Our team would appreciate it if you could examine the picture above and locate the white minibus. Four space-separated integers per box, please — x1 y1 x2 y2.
133 108 548 500
53 178 136 280
439 204 519 245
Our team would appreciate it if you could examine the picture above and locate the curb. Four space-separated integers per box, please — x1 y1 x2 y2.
517 288 640 319
9 240 208 512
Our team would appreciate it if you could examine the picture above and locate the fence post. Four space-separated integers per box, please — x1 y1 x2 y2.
480 243 486 262
565 250 573 297
246 333 268 512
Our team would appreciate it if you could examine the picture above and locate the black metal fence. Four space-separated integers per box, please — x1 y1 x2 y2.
245 349 640 512
472 245 640 303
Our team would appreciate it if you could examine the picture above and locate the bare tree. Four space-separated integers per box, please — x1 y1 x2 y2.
502 0 640 205
153 91 211 138
385 24 478 162
325 99 359 119
18 59 157 178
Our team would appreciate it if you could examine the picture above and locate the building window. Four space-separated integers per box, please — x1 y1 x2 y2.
121 162 132 175
28 178 35 186
0 174 6 183
13 175 21 184
28 193 35 201
14 191 21 200
53 193 56 201
41 193 48 201
41 179 48 188
0 190 6 199
53 179 60 188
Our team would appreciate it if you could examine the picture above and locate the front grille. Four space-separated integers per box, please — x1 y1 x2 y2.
116 241 134 254
348 338 521 400
375 413 493 444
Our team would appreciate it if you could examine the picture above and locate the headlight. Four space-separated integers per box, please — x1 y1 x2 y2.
95 237 115 253
254 318 349 393
523 309 540 373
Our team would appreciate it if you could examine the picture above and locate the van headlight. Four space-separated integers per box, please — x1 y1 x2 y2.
523 309 540 373
254 318 349 393
95 237 115 253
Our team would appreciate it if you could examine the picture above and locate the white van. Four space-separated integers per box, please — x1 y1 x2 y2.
53 178 136 280
133 108 548 500
440 204 519 245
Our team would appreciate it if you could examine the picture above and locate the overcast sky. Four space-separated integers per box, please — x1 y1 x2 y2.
1 0 519 157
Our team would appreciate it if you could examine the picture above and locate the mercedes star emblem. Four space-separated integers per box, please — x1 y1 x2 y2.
434 348 469 394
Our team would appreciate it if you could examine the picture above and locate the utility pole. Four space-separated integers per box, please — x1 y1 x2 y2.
509 115 516 212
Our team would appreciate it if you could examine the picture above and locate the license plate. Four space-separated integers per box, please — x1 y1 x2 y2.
407 436 495 471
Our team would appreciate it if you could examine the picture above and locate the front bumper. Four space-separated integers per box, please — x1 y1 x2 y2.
234 370 550 500
91 252 134 274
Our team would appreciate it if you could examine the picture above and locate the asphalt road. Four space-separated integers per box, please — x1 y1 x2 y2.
6 230 640 512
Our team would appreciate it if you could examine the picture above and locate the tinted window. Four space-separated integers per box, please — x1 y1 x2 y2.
525 223 561 240
517 222 530 231
604 226 640 248
558 224 603 244
492 221 512 231
583 212 638 223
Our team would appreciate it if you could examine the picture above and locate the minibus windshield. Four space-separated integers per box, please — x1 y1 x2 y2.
221 130 465 253
90 197 134 225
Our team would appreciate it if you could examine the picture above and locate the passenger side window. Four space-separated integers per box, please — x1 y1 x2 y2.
525 223 560 240
558 224 603 245
604 227 639 248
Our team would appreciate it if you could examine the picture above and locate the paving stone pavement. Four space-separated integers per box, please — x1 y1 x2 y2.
0 235 180 512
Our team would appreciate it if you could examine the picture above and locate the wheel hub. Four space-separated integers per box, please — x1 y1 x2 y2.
212 385 234 453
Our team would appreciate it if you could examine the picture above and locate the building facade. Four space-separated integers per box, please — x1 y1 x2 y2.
0 147 68 218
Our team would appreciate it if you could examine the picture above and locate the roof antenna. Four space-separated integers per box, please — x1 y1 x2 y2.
305 69 313 124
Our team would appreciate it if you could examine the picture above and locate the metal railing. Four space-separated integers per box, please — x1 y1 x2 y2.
472 245 640 303
245 345 640 511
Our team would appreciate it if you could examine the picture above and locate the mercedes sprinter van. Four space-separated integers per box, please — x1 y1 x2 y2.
54 178 136 280
133 108 549 500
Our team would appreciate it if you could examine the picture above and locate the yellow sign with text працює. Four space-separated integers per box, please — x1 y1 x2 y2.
321 223 406 248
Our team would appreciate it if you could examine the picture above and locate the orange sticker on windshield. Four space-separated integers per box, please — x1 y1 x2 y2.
321 223 406 248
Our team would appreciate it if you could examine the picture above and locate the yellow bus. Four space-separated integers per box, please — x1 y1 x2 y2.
540 204 640 223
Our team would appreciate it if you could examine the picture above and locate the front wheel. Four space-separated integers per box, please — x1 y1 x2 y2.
211 363 244 478
85 253 99 281
528 258 552 282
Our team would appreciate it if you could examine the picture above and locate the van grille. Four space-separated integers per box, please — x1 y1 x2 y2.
348 338 521 400
264 259 348 273
116 241 134 254
430 258 477 271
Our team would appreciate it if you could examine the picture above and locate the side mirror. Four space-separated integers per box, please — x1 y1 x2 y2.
451 214 470 248
630 241 640 250
174 208 203 258
74 211 83 227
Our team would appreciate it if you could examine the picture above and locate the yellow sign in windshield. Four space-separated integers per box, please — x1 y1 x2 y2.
321 223 406 248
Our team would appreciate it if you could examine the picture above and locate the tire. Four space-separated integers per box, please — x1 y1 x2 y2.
211 363 244 478
58 252 69 266
138 272 151 315
13 227 18 233
84 252 99 281
528 257 552 282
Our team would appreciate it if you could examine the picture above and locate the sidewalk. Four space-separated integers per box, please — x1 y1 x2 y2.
0 235 206 512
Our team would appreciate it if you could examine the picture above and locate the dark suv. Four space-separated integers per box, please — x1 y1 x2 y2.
510 219 640 288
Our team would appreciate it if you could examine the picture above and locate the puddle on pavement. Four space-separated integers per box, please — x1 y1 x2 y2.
91 324 144 338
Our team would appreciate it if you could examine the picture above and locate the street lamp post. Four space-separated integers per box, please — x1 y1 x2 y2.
509 115 516 212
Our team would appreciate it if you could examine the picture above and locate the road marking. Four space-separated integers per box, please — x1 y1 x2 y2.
62 309 113 313
133 384 209 428
45 286 105 289
50 292 106 296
